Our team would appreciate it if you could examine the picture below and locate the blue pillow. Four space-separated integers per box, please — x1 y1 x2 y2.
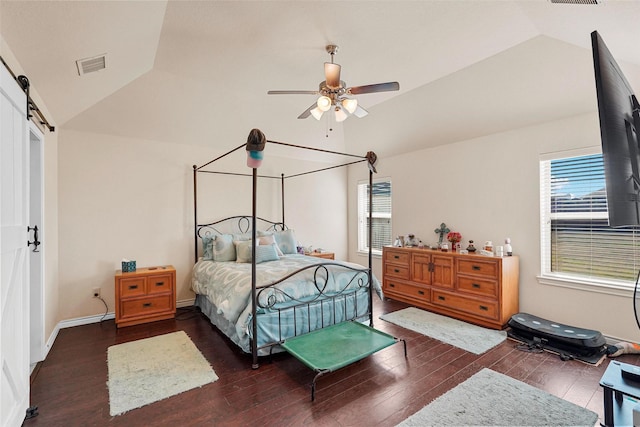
202 235 215 260
213 234 236 262
274 230 297 255
255 243 280 263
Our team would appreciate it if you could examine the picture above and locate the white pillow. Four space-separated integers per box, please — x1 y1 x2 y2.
234 240 255 263
234 240 280 263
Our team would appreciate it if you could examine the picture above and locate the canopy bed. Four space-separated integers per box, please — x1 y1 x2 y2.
191 130 406 400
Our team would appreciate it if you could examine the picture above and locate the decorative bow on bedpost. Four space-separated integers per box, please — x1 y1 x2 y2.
246 128 266 168
366 151 378 173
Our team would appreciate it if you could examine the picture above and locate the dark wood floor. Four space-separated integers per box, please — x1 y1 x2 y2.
25 297 639 426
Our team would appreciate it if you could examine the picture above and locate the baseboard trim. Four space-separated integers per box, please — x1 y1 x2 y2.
43 298 196 361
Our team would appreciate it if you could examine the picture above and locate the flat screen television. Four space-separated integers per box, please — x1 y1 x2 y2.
591 30 640 227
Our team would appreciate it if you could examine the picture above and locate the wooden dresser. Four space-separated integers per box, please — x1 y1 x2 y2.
382 247 519 329
114 265 176 328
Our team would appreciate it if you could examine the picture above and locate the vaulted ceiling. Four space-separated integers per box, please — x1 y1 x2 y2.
2 1 640 156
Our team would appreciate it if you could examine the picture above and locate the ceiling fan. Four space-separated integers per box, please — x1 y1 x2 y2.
267 44 400 122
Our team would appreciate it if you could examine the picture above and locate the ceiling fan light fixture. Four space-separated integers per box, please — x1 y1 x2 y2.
310 107 324 120
342 98 358 114
334 107 348 122
317 96 332 112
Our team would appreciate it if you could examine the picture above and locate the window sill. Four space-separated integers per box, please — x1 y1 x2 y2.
357 250 382 258
537 274 635 298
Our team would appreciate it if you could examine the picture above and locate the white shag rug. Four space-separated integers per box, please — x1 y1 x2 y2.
397 368 599 426
380 307 506 354
107 331 218 416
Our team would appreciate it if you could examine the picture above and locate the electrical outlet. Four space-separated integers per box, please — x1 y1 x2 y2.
92 288 100 298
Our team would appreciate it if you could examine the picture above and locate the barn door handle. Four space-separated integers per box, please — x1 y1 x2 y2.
27 225 40 252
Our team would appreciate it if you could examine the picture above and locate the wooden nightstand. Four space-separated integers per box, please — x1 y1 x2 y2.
115 265 176 328
308 252 335 260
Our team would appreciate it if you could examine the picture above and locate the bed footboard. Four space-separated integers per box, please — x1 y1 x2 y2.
252 261 376 355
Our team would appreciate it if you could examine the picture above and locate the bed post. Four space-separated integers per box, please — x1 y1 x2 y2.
193 165 198 263
251 167 259 369
368 169 374 327
281 173 285 228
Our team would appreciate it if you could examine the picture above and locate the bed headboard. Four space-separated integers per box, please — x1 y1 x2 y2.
195 215 286 260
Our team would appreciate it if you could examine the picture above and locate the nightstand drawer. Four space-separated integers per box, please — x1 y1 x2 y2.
119 277 146 298
121 295 173 318
146 273 173 295
308 252 335 260
115 265 176 327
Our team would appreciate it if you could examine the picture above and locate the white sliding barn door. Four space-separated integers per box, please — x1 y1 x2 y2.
0 62 30 427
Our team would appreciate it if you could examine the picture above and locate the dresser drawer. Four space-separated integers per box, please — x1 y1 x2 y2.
119 277 146 298
384 263 410 280
384 249 410 266
432 290 498 320
385 279 429 301
121 295 173 318
457 276 498 298
457 259 499 279
146 273 173 295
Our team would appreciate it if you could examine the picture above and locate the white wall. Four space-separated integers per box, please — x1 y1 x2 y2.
57 130 347 320
348 112 639 342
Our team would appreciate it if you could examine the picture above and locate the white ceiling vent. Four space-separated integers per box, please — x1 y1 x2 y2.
549 0 601 4
76 54 106 76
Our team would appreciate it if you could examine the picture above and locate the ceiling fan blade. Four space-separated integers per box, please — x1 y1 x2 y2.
324 63 341 89
353 105 369 118
267 90 319 95
348 82 399 95
297 103 317 119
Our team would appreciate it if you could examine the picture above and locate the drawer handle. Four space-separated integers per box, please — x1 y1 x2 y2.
438 296 445 301
389 283 395 288
472 283 481 289
155 281 164 286
394 255 400 259
472 266 481 271
418 290 425 295
129 285 138 290
143 302 152 308
479 305 488 311
394 269 400 273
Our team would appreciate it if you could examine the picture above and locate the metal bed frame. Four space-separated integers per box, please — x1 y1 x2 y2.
192 137 406 399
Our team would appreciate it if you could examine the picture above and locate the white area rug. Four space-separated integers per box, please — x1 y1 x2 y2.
107 331 218 416
397 368 598 426
379 307 506 354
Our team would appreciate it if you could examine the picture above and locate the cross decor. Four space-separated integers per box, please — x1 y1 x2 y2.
434 223 450 246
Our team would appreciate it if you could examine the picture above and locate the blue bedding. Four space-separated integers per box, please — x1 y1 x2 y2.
191 254 381 354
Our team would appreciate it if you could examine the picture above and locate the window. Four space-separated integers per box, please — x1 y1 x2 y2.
357 178 391 255
540 150 640 287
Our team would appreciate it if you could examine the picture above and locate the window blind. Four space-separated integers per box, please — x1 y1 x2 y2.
541 153 640 283
357 179 391 254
